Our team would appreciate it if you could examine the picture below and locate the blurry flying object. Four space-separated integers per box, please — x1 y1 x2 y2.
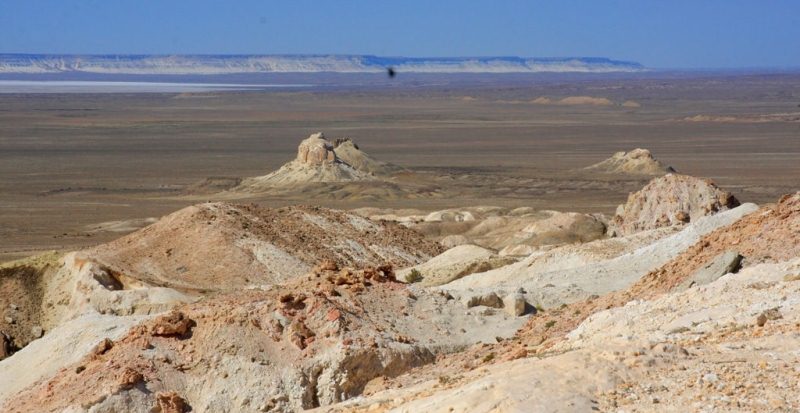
387 67 396 78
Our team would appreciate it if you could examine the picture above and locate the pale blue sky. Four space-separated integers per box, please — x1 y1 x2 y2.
1 0 799 68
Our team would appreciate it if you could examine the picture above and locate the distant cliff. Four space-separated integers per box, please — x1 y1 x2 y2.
0 54 644 74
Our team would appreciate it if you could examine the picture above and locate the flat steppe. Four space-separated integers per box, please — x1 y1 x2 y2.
1 72 799 261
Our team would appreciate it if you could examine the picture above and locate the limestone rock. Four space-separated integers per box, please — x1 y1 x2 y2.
610 174 740 235
236 133 374 188
1 266 526 412
440 235 471 249
584 148 674 176
83 202 441 291
150 311 193 337
234 133 406 191
674 251 742 292
332 138 405 176
296 132 337 165
397 245 515 287
155 391 188 413
0 332 10 359
464 292 504 309
503 293 527 316
498 244 538 257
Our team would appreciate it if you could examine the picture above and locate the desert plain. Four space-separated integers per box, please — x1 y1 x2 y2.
2 72 799 260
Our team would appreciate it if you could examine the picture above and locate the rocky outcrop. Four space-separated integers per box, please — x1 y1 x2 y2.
609 174 739 236
442 203 758 310
237 133 374 189
377 207 608 251
514 193 800 354
235 133 403 191
674 250 742 292
0 252 62 358
332 138 404 176
584 148 675 176
297 132 337 164
333 258 800 413
397 245 516 287
1 264 526 412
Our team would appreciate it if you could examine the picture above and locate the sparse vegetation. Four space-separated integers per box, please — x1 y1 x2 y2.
406 269 423 283
544 320 557 329
482 352 495 363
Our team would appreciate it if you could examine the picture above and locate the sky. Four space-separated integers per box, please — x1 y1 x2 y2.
1 0 799 69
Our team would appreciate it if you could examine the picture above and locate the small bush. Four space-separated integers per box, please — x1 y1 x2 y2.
544 320 557 329
482 352 495 363
406 269 423 283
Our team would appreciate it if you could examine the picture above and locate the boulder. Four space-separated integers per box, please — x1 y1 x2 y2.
440 235 471 249
464 292 504 309
155 391 188 413
674 251 742 292
503 293 527 316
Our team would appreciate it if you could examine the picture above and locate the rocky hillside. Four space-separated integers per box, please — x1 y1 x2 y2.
318 193 800 412
0 263 525 412
3 192 800 412
84 202 442 291
0 202 441 360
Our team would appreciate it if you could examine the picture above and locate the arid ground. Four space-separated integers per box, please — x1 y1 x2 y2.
2 72 799 261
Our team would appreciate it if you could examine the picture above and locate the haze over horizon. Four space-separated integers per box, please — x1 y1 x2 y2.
2 0 799 69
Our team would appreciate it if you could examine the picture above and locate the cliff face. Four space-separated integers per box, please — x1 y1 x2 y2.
0 54 645 74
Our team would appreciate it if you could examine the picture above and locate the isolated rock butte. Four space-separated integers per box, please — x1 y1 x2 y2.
237 133 401 189
584 148 675 176
82 202 442 291
610 173 739 236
